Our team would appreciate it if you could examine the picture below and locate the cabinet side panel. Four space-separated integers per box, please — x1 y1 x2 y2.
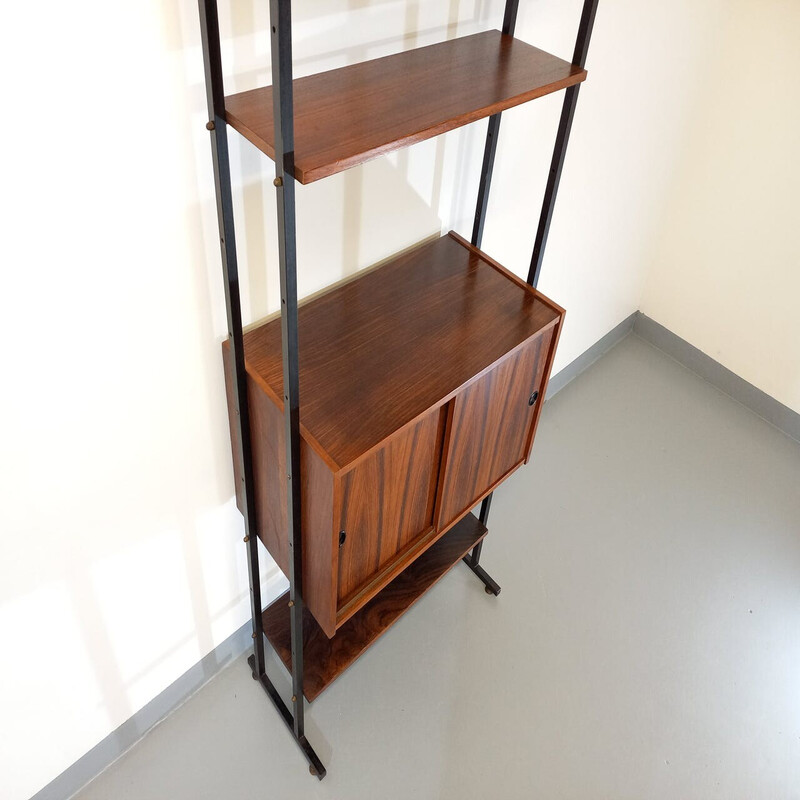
247 372 289 571
303 443 336 638
336 406 443 606
525 320 561 462
222 342 336 636
437 333 550 529
222 343 244 514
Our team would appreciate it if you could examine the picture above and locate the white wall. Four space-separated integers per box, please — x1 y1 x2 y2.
0 1 778 798
639 0 800 414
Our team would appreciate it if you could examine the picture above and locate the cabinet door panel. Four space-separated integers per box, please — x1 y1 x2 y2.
336 406 445 607
437 332 551 529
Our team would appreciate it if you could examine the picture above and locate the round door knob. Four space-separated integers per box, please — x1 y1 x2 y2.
528 390 539 406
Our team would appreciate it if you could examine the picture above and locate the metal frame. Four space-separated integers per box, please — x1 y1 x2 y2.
470 0 520 250
462 494 502 594
199 0 598 780
197 0 266 679
528 0 600 288
198 0 325 779
464 0 599 591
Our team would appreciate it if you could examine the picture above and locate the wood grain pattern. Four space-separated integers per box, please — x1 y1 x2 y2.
336 406 445 607
222 345 337 637
436 333 551 529
225 31 586 183
261 512 488 701
241 232 560 471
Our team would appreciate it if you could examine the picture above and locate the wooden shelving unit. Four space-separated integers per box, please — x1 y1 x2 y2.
199 0 598 780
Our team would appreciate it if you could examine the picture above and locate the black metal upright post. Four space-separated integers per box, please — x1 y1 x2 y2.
465 0 599 591
265 0 326 779
198 0 266 680
463 494 502 594
268 0 304 744
527 0 599 288
470 0 520 250
462 0 520 594
198 0 325 779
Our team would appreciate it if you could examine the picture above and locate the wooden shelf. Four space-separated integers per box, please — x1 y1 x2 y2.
262 511 488 701
225 30 586 184
238 232 561 472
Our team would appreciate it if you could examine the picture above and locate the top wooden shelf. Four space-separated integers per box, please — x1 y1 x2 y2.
225 30 586 184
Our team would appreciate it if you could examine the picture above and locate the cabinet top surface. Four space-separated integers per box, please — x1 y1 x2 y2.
225 30 586 184
240 233 562 471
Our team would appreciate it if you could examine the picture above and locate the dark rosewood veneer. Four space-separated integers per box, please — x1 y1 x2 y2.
225 31 586 183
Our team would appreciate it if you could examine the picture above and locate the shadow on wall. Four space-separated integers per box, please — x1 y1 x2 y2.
42 0 492 776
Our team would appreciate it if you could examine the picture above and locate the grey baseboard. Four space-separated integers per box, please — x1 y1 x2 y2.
633 312 800 444
547 312 638 398
31 309 798 800
31 620 254 800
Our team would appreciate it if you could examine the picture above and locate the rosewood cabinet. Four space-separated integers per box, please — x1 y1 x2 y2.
224 232 563 664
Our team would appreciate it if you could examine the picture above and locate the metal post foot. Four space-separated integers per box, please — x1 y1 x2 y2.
462 556 502 596
247 655 327 780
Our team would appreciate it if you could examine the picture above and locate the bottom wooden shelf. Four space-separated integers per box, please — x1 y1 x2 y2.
262 512 488 701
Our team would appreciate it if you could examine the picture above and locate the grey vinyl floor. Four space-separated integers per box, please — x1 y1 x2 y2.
75 334 800 800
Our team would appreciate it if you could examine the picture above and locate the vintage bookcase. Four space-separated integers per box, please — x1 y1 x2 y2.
199 0 598 778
